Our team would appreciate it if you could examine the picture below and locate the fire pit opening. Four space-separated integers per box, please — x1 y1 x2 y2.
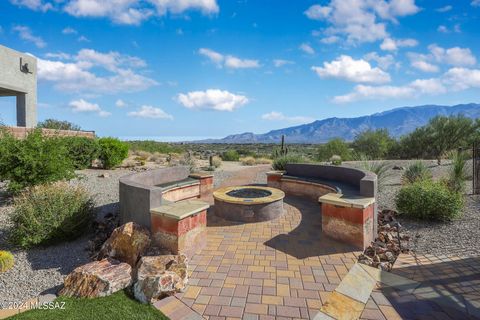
226 188 272 198
213 186 285 222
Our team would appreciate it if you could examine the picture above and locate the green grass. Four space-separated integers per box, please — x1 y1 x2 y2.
10 290 168 320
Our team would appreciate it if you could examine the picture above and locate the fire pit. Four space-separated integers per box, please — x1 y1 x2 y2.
213 186 285 222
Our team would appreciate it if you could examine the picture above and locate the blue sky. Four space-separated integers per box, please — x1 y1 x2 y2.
0 0 479 140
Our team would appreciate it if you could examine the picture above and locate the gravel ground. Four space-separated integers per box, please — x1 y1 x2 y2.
1 160 478 305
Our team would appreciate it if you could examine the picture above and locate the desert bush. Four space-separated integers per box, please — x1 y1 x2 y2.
9 182 94 248
37 119 81 131
97 137 129 169
272 154 304 171
317 138 352 161
402 161 432 184
241 156 256 166
133 150 152 160
61 136 99 169
0 129 75 193
210 155 222 168
330 155 342 165
0 251 14 273
180 152 196 172
255 157 273 164
222 150 240 161
396 180 463 221
445 150 469 194
355 155 394 191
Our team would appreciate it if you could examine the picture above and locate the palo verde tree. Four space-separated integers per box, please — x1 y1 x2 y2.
352 129 396 160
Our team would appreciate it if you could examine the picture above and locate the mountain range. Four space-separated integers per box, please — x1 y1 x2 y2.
198 103 480 144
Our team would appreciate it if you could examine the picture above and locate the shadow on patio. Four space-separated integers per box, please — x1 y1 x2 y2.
381 254 480 319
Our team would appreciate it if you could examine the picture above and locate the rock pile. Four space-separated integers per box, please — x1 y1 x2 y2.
358 209 410 271
61 222 188 303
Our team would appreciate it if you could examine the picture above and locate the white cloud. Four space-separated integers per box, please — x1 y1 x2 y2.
437 25 448 33
410 60 439 73
127 105 173 119
45 52 72 60
115 99 127 108
273 59 294 67
77 35 90 42
333 67 480 103
363 52 396 70
69 99 111 117
437 24 461 34
198 48 260 69
299 43 315 54
436 5 452 12
443 68 480 90
37 48 157 94
472 0 480 7
312 55 390 84
261 111 314 123
304 0 419 44
320 36 340 44
10 0 52 12
13 25 46 48
428 44 476 66
176 89 248 111
380 37 418 51
62 27 77 34
61 0 218 25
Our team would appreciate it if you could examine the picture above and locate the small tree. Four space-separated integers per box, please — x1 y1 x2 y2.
317 138 352 161
352 129 396 159
37 119 81 131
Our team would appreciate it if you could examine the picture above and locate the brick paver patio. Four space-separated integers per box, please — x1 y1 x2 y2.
177 195 360 319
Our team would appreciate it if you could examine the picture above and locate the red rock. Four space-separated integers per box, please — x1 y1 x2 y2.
59 258 132 298
98 222 151 267
133 255 188 303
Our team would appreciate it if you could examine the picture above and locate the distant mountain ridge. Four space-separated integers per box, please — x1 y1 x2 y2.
198 103 480 144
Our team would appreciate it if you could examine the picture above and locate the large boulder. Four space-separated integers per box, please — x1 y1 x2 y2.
59 258 132 298
98 222 151 267
133 255 188 304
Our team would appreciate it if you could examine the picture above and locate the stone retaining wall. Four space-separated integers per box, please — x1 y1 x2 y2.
2 126 95 139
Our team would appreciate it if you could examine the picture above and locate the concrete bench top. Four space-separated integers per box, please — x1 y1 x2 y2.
318 193 375 209
151 200 210 220
155 177 200 190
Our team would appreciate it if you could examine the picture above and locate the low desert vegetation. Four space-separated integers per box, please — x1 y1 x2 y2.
402 161 432 185
62 136 100 169
272 154 305 171
9 182 94 248
126 140 183 154
222 150 240 161
241 156 257 166
317 138 352 162
0 250 14 273
396 180 464 221
37 119 82 131
97 137 129 169
210 155 222 168
0 129 76 193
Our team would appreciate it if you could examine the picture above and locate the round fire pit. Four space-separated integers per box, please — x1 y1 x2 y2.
213 186 285 222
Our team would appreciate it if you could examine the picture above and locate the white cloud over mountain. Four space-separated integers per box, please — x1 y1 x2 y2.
312 55 391 84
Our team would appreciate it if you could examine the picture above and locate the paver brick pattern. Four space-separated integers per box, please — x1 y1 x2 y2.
176 195 361 319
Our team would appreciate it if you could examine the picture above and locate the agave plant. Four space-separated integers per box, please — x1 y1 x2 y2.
402 161 432 185
355 154 394 191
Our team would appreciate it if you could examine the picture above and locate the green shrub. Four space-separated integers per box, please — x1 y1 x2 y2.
0 251 14 273
317 138 352 161
61 137 99 169
272 154 304 171
0 129 75 193
445 150 469 194
402 161 431 184
352 129 397 160
10 182 94 248
97 137 129 169
396 180 463 221
222 150 240 161
37 119 81 131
